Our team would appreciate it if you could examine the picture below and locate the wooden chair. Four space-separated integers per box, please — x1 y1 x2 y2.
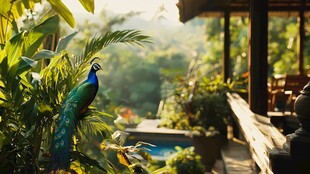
283 74 310 114
268 75 286 111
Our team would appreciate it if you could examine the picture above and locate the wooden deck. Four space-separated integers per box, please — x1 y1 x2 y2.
221 139 256 174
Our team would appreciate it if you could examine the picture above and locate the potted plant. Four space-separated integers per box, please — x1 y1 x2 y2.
186 126 223 171
160 74 233 171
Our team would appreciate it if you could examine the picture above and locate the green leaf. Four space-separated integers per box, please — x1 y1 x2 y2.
77 115 113 139
6 32 23 66
79 0 94 13
37 103 52 115
71 151 107 173
0 0 12 19
32 49 57 60
16 56 38 75
19 73 34 91
80 30 152 61
47 0 75 28
24 15 59 57
137 151 152 161
55 31 78 53
0 90 6 103
111 130 129 145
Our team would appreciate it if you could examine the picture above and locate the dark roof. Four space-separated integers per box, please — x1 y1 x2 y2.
177 0 310 23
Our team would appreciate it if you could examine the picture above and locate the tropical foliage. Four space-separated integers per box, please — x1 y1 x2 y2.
153 146 205 174
0 1 151 173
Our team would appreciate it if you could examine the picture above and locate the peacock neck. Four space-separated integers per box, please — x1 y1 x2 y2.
87 69 98 85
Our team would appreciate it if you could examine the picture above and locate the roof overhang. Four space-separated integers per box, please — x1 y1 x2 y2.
177 0 310 23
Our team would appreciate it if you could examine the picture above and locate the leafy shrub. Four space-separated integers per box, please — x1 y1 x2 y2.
165 146 205 174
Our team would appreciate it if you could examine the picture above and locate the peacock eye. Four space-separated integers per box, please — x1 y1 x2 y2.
60 140 64 146
61 129 65 134
65 119 70 124
55 143 59 148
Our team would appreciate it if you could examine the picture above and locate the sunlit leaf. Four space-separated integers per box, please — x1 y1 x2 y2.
47 0 75 28
111 130 129 145
55 31 78 53
24 15 59 57
6 32 23 66
70 160 85 174
0 90 6 103
79 0 94 13
19 75 34 90
37 103 53 114
117 151 131 167
0 0 11 19
79 29 152 62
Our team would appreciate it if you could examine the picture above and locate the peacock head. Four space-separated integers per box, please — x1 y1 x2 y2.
90 57 102 72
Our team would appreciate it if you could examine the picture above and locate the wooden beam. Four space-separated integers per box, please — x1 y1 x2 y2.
223 11 231 82
248 0 268 115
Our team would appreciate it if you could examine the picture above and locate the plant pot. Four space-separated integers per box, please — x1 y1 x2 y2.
191 134 224 172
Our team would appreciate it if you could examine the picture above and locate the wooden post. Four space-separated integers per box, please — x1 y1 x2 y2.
270 82 310 173
223 11 231 82
297 8 305 75
248 0 268 115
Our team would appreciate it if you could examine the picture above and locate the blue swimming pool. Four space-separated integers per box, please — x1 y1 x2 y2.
124 120 193 160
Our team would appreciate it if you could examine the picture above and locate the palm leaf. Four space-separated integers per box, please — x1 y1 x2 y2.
71 151 107 173
79 29 152 63
77 114 113 140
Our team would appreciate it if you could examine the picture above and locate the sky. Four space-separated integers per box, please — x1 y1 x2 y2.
62 0 181 23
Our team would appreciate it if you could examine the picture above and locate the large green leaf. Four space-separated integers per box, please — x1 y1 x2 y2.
55 31 78 53
24 15 59 57
79 0 94 13
6 32 23 66
16 56 38 75
32 49 57 60
47 0 75 28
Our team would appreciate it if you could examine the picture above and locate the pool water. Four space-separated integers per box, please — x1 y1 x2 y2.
124 119 193 160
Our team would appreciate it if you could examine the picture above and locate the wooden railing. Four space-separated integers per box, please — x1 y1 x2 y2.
227 92 286 173
228 81 310 174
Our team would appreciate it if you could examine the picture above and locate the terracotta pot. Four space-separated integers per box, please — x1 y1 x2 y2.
192 134 224 172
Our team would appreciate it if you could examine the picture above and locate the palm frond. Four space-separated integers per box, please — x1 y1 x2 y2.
71 151 107 173
79 29 152 63
77 114 113 140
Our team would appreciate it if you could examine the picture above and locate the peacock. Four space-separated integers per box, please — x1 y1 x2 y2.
50 57 102 172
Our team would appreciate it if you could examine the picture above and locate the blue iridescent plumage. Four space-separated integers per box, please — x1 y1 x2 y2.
50 58 102 171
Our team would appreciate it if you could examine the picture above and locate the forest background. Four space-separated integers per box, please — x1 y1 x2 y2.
65 6 310 117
